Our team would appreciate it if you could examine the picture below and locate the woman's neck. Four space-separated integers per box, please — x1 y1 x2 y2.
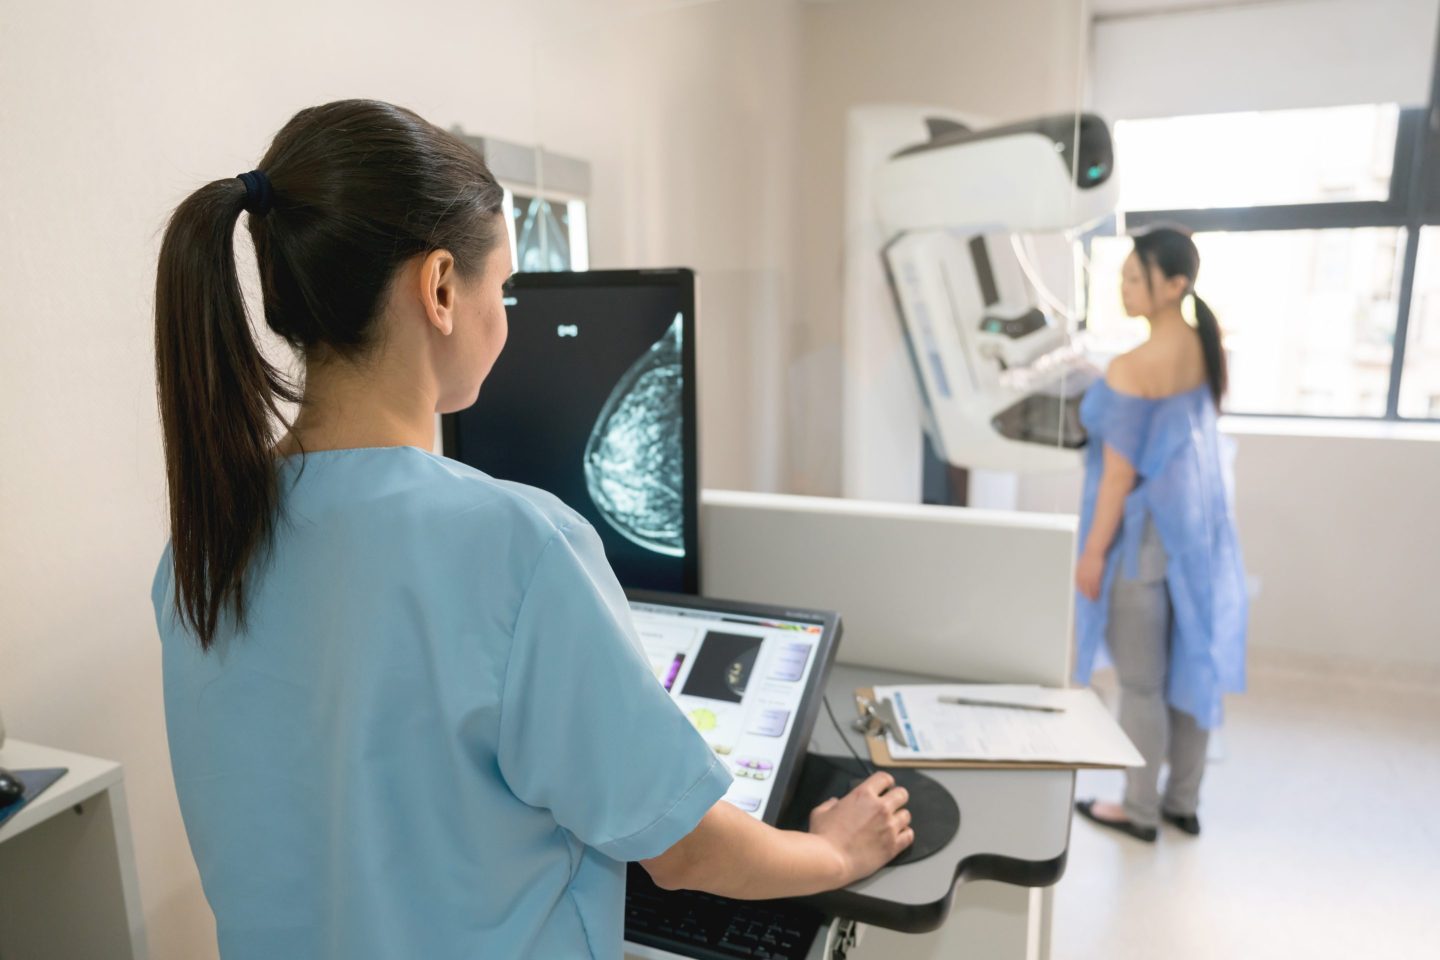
1147 305 1187 337
275 355 437 457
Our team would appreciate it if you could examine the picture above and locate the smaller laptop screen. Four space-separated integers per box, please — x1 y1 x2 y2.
627 592 841 825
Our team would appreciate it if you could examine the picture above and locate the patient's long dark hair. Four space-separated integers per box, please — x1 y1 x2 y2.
154 100 505 650
1132 226 1227 407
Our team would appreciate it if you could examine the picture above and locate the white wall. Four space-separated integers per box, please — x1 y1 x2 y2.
1226 423 1440 671
0 2 800 957
790 0 1089 495
1091 0 1440 119
1018 422 1440 674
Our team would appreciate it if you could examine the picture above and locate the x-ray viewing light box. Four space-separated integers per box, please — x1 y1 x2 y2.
450 129 592 274
501 188 590 274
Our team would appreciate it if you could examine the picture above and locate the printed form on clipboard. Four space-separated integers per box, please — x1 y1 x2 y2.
869 684 1144 769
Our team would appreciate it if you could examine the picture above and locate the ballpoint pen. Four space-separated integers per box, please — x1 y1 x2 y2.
938 696 1065 714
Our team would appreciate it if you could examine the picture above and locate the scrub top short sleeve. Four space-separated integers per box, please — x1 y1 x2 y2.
498 521 733 863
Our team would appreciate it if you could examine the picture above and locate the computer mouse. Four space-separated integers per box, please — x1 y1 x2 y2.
0 767 23 806
834 766 961 866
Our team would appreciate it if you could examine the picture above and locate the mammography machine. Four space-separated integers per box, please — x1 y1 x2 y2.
842 109 1119 498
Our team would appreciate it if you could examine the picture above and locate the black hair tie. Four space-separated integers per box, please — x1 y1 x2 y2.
236 170 274 217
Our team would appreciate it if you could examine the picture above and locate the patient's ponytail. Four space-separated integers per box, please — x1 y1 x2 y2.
1190 292 1226 408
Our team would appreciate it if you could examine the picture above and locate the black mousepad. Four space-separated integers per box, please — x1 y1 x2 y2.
0 768 68 829
778 754 959 866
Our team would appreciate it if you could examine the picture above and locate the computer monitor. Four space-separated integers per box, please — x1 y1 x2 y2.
625 591 842 825
621 592 840 960
442 269 699 593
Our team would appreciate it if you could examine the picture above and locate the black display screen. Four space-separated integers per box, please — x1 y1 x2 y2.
443 270 699 593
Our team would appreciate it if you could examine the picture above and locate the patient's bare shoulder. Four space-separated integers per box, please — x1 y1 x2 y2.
1105 350 1147 395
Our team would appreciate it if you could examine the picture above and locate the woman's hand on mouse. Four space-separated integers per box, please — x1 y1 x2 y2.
808 771 914 884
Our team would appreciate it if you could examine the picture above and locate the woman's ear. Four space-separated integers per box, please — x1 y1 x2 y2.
419 249 458 336
1162 271 1188 307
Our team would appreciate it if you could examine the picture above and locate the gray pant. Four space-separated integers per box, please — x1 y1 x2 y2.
1108 521 1209 828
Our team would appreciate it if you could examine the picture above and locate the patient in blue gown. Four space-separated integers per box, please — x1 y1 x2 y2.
1072 227 1248 844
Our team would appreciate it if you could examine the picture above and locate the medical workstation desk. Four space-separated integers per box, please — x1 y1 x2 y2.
770 662 1074 956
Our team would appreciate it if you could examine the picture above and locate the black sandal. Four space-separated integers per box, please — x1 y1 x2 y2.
1075 799 1157 843
1162 809 1201 836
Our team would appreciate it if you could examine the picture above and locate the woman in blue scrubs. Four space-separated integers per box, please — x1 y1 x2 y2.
1072 227 1248 843
152 100 912 959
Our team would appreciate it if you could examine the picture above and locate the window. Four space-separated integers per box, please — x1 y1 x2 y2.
1089 230 1403 417
1106 97 1440 421
1115 105 1399 211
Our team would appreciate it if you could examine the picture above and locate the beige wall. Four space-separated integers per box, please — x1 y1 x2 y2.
531 3 802 492
0 2 799 957
789 0 1088 494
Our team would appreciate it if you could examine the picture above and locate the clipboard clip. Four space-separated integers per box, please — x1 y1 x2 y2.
853 693 904 742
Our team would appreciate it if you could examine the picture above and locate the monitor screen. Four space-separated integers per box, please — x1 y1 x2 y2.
627 591 842 825
443 270 698 593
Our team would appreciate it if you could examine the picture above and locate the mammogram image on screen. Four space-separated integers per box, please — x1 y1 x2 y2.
446 274 691 592
681 632 762 704
584 315 685 557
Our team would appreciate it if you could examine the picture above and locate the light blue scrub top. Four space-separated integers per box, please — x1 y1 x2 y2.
1073 382 1248 730
153 446 732 960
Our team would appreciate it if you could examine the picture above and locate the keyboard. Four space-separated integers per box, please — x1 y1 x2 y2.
625 867 822 960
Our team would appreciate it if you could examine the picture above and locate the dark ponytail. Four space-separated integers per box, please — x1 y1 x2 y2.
1131 225 1228 408
1190 292 1226 407
155 101 505 650
155 179 298 651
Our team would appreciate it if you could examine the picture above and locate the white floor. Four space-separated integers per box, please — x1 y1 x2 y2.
1051 659 1440 959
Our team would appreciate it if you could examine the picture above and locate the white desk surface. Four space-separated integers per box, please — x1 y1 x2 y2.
0 739 123 843
807 664 1075 924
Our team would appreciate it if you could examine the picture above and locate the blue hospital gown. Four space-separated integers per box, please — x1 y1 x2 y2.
153 446 731 960
1074 382 1248 729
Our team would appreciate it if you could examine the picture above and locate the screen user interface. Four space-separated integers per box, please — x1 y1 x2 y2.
446 276 692 592
629 600 823 819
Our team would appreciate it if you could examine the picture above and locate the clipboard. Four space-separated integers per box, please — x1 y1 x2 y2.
854 687 1138 770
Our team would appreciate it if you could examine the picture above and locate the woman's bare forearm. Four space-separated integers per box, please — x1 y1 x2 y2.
641 800 847 899
1083 445 1136 558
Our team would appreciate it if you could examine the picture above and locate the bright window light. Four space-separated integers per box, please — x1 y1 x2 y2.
1114 105 1400 212
1087 229 1404 417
